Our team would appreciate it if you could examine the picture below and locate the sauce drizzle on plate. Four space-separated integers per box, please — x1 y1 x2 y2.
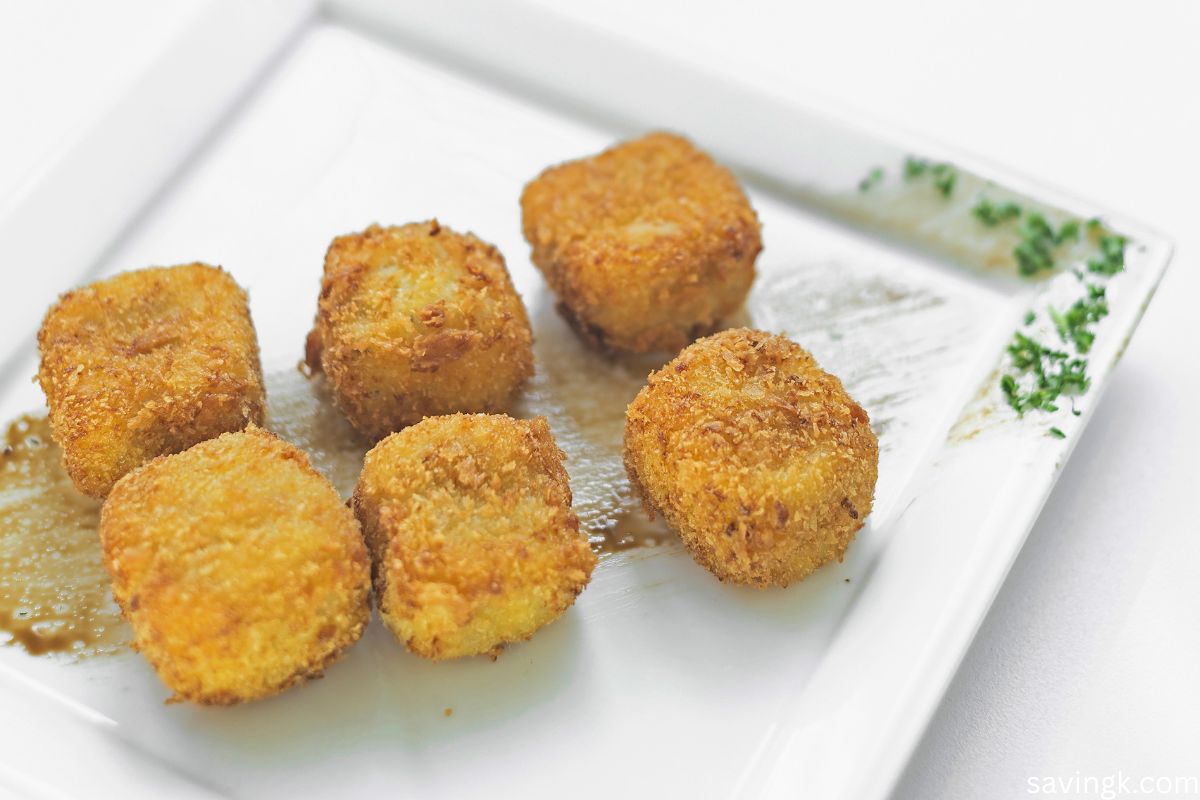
0 416 127 657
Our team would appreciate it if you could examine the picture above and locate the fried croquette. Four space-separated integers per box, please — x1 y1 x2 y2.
36 264 265 498
520 132 762 354
353 413 595 660
100 427 371 705
307 221 534 439
624 329 878 588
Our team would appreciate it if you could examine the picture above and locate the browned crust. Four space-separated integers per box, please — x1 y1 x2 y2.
36 263 265 498
352 413 595 660
623 328 879 587
100 426 371 705
308 221 534 439
521 132 762 354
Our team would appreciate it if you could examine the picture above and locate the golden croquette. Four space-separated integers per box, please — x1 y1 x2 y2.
623 328 878 588
520 132 762 354
307 221 534 440
353 413 595 660
100 427 371 705
36 264 265 498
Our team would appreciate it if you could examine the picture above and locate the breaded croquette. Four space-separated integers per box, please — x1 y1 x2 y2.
353 414 595 660
36 264 265 498
307 221 534 440
521 132 762 354
100 427 371 705
624 329 878 588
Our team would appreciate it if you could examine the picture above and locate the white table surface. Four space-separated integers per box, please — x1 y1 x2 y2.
3 2 1198 798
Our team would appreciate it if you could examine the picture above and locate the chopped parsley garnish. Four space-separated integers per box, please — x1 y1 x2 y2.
848 161 1131 431
904 156 929 180
1000 332 1090 416
1087 234 1127 275
903 156 957 196
1001 222 1127 423
970 196 1094 277
972 198 1022 226
1014 212 1059 276
858 167 884 193
1047 285 1108 355
931 163 957 197
1055 220 1081 244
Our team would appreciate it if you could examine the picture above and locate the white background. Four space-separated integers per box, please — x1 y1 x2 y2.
2 2 1197 798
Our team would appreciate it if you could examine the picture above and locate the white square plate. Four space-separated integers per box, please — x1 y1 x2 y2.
0 3 1171 799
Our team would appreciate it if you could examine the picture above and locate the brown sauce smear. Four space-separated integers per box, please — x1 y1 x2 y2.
515 314 674 557
5 267 939 660
266 368 371 499
279 360 672 555
0 369 373 661
597 510 671 553
0 356 669 661
0 416 127 657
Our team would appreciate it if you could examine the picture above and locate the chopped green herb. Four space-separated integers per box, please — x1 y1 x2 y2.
1048 285 1107 354
1087 234 1127 275
1001 331 1090 416
902 156 956 196
930 163 957 197
973 197 1023 226
904 156 929 180
1015 212 1058 276
858 167 885 193
1004 212 1093 277
1100 235 1125 259
944 193 1132 422
999 226 1124 420
849 159 1129 428
1055 219 1081 244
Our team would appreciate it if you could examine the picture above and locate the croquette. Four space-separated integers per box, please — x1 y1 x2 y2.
353 413 595 660
623 329 878 587
36 264 265 498
307 221 534 439
521 132 762 354
100 427 371 705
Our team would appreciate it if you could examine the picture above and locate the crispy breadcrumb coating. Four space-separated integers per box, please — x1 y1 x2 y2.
624 329 878 587
353 414 595 660
521 132 762 354
307 221 534 439
36 264 265 498
100 427 371 705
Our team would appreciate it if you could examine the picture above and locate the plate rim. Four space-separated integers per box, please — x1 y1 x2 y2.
0 3 1173 799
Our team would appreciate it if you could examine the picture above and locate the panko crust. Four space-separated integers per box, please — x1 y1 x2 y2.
308 221 534 440
352 413 595 660
520 132 762 354
36 264 265 498
99 427 371 705
623 328 878 588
